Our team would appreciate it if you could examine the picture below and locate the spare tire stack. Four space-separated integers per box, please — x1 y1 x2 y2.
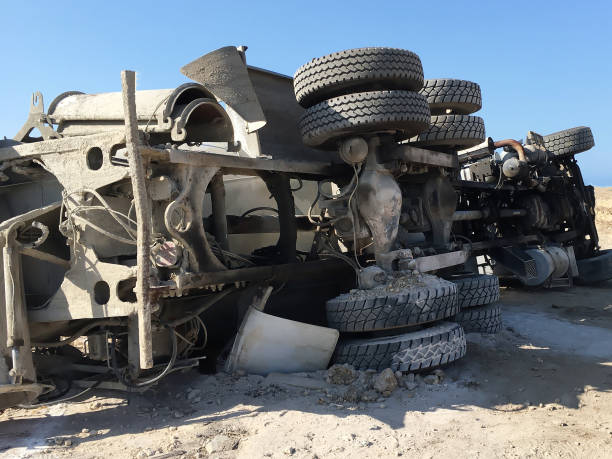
294 48 431 148
293 48 470 373
408 78 486 151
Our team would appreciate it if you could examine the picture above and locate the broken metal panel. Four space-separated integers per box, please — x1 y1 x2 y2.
180 48 334 163
181 46 266 133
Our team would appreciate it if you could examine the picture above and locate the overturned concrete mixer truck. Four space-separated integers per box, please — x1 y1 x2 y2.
1 46 610 409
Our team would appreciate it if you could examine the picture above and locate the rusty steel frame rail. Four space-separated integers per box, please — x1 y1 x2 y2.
121 71 154 371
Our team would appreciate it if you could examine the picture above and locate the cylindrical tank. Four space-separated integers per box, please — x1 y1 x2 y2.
46 83 233 143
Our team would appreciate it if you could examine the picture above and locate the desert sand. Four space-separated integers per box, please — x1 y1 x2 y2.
1 189 611 459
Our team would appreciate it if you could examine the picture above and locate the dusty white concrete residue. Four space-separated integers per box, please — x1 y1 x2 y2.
345 272 452 299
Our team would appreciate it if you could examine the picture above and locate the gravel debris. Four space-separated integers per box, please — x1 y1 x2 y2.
326 364 359 385
205 434 239 454
373 368 398 395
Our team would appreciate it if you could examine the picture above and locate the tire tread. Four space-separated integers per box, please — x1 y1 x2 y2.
542 126 594 157
420 78 482 115
326 279 459 332
333 322 466 371
408 114 485 149
294 47 424 107
455 303 502 334
299 90 430 147
450 274 500 309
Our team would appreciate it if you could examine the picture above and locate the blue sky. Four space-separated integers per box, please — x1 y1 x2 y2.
1 1 611 185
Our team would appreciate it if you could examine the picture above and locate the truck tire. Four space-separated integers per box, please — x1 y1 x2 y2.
326 279 458 332
408 114 485 150
542 126 595 157
448 274 500 309
455 302 502 334
294 47 424 107
333 321 466 371
299 90 430 148
575 249 612 284
420 79 482 115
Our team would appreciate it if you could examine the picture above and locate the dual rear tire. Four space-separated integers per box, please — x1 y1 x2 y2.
325 276 467 372
449 274 502 334
325 273 502 372
333 321 466 372
325 279 458 332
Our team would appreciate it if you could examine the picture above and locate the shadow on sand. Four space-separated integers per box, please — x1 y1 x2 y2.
2 282 612 450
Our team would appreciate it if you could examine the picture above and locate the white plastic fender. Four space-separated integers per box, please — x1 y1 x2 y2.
225 307 339 375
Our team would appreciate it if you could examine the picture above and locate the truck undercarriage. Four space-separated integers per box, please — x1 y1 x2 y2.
1 45 609 410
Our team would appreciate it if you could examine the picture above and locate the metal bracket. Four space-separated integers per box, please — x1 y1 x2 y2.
13 92 61 142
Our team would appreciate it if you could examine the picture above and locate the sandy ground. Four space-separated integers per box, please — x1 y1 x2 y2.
0 189 611 459
595 187 612 250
